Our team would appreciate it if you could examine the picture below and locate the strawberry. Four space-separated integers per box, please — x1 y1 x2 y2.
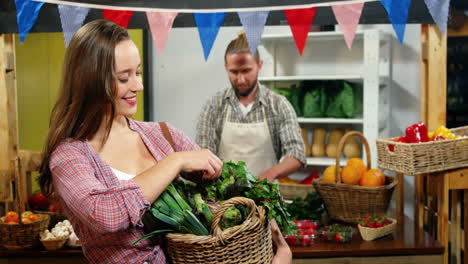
334 232 343 242
301 235 312 246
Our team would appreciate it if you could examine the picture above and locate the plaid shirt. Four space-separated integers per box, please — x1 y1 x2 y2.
50 119 200 264
196 84 306 165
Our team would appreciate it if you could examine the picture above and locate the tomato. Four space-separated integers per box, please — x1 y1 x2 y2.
49 203 59 213
28 214 39 222
5 211 19 224
27 192 50 210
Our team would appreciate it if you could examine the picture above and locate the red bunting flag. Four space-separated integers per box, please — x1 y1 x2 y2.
102 10 134 28
284 8 316 55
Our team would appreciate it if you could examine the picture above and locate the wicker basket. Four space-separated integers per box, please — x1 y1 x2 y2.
33 210 67 229
358 218 397 241
376 126 468 175
40 237 67 250
166 197 274 264
278 183 315 199
313 131 398 224
0 214 50 249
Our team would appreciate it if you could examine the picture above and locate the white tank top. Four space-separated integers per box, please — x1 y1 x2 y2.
111 168 136 181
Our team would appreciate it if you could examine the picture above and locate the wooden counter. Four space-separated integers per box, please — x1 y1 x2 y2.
292 217 444 264
1 217 443 264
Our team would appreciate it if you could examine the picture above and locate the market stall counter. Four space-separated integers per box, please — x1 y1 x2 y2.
1 217 443 264
291 216 443 264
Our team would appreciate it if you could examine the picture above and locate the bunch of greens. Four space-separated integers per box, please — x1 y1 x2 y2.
135 161 297 244
285 192 325 222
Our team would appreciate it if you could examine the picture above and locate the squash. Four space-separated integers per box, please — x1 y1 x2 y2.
311 128 326 157
343 128 361 158
326 128 345 158
301 128 311 157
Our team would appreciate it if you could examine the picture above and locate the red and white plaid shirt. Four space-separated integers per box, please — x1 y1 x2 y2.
50 119 200 264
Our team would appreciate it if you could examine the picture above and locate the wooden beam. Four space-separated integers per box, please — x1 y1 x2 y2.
0 34 18 205
426 25 447 131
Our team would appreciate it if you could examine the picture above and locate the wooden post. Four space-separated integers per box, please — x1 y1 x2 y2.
420 24 447 131
396 173 404 221
0 34 19 212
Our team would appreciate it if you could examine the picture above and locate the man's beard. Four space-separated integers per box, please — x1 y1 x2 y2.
232 79 258 97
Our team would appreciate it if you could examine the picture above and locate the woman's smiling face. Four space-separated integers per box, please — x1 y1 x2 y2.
114 39 143 117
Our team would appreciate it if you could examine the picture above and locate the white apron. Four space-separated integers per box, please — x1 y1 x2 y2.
218 104 277 177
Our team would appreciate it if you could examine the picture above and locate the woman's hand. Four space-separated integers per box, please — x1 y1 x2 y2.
270 219 292 264
272 245 292 264
176 149 222 180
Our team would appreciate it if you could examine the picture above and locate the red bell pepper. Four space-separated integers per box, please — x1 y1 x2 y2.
405 122 429 143
300 172 318 185
389 136 407 152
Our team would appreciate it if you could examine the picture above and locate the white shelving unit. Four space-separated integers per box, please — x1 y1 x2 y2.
259 29 391 169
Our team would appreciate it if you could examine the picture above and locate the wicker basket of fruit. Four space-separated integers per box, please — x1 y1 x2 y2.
0 212 50 249
313 131 398 224
376 124 468 175
358 215 396 241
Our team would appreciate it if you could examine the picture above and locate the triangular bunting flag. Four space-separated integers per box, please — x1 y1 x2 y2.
332 3 364 50
284 8 316 55
424 0 450 35
238 11 269 55
58 5 89 47
380 0 412 44
146 12 178 55
14 0 45 44
193 13 225 61
102 10 134 28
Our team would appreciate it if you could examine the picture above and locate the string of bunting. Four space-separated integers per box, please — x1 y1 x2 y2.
15 0 450 60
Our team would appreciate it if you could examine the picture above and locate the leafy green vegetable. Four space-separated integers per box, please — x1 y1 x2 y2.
285 192 325 222
271 87 291 100
326 81 355 118
221 206 243 230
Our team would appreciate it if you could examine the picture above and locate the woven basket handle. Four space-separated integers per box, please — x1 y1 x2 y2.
211 196 258 243
335 131 372 183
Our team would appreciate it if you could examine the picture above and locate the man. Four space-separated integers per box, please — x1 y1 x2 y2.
196 31 305 182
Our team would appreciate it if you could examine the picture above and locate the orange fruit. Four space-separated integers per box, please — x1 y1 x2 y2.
360 169 385 187
341 165 361 185
346 158 367 178
322 166 337 183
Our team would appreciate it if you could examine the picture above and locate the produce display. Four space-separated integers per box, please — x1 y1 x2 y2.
135 161 297 243
284 192 324 223
2 211 41 224
359 215 393 228
388 123 465 151
284 220 319 246
319 158 386 187
40 220 81 250
319 224 353 243
300 127 361 159
271 80 361 119
358 215 396 241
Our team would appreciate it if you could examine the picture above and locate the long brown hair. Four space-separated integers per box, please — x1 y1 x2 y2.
224 31 260 64
39 20 130 196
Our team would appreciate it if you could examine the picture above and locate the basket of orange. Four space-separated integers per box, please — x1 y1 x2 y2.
313 131 398 224
0 211 50 249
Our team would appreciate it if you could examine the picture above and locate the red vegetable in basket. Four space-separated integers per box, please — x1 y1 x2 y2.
405 122 429 143
299 172 319 185
388 136 407 152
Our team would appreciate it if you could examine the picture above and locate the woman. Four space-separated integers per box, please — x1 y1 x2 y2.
39 19 291 264
39 19 222 263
